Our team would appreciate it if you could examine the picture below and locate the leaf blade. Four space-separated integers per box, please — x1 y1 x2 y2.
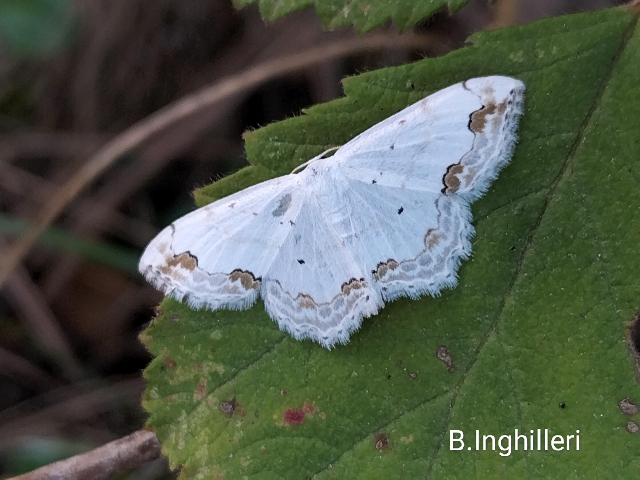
143 7 640 478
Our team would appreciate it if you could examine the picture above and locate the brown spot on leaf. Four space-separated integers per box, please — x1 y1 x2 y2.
167 252 198 271
229 269 259 290
626 310 640 381
302 402 316 414
283 408 305 425
436 345 455 373
164 357 176 368
153 307 164 318
220 397 236 415
280 389 287 396
193 379 206 401
341 278 365 295
373 259 399 280
619 397 638 415
469 103 496 133
626 421 639 433
170 313 181 322
442 163 464 194
408 372 417 379
374 433 389 450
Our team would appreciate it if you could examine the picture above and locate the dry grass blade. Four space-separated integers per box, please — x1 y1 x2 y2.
0 377 144 448
3 259 84 380
0 31 437 287
0 347 60 391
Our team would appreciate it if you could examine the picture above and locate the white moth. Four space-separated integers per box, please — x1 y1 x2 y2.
140 76 525 348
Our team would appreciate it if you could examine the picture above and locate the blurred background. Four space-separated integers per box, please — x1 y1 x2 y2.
0 0 622 477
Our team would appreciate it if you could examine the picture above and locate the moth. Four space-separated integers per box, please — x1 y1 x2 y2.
140 76 525 348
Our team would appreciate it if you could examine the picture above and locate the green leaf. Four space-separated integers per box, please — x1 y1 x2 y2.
0 0 77 58
233 0 468 32
143 7 640 478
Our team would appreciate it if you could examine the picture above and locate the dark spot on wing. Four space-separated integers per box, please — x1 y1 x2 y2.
272 193 292 217
166 251 198 271
442 163 464 194
229 269 260 290
372 179 377 184
469 103 497 133
297 259 305 264
398 206 404 214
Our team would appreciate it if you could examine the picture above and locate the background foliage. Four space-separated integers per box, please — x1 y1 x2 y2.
143 5 640 479
234 0 468 32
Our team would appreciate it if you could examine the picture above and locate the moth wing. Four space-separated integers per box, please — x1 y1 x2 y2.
315 176 473 302
329 76 524 200
139 175 302 310
261 193 382 349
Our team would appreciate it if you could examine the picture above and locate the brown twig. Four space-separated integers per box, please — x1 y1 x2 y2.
0 31 436 288
11 429 161 480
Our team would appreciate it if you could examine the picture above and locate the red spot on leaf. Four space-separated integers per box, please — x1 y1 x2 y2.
283 408 305 424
